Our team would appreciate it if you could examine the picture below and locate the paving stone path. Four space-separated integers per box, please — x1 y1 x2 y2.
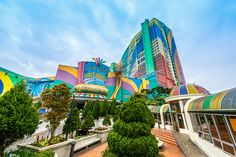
74 128 185 157
174 132 208 157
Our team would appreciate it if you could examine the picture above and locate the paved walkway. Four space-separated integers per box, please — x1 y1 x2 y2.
74 143 107 157
174 132 208 157
74 128 185 157
152 128 185 157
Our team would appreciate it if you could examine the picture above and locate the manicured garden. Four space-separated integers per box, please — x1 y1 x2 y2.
0 81 163 157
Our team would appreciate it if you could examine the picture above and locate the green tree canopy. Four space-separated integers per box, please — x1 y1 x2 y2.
149 86 171 106
0 82 39 156
63 104 81 139
82 100 93 118
103 114 111 126
41 83 71 140
106 93 158 157
81 111 95 131
92 100 100 119
110 99 117 115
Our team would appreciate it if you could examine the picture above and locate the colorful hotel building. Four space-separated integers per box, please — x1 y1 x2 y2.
121 18 185 89
0 18 185 103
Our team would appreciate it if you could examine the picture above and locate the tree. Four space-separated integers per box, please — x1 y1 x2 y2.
92 100 100 119
100 101 106 117
106 93 158 157
150 86 171 106
0 82 39 157
113 109 120 123
63 104 81 139
110 99 117 115
103 114 111 126
41 83 71 141
82 101 93 118
81 111 95 133
104 99 110 114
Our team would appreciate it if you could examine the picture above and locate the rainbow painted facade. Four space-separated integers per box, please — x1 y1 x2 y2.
121 18 185 89
0 58 149 102
0 18 186 102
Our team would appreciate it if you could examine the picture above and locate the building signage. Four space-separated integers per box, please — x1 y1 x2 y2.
83 62 109 85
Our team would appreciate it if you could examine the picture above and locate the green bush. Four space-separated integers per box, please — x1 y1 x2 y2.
103 114 111 126
81 111 95 131
5 148 54 157
109 99 117 115
63 105 81 139
92 100 100 119
102 149 117 157
105 94 158 157
82 101 93 118
32 136 64 147
0 82 39 156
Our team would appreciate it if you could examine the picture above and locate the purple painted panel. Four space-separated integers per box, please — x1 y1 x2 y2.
122 81 135 93
105 77 116 86
56 69 78 85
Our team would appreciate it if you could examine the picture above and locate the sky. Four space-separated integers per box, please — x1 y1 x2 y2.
0 0 236 93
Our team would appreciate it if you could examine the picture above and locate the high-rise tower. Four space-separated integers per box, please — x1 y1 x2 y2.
121 18 185 89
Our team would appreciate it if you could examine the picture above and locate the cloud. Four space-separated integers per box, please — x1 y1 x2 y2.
0 0 235 92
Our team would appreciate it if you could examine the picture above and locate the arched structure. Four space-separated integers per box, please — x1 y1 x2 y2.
150 84 236 157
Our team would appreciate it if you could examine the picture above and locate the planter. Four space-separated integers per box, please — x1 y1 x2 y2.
92 128 112 143
72 134 101 152
18 139 76 157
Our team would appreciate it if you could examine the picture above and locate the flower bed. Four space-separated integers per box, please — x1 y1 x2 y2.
72 134 101 151
92 128 112 143
31 136 65 147
18 139 75 157
95 126 108 131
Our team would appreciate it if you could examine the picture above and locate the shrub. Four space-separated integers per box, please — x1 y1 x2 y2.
109 99 117 115
81 111 95 132
41 83 71 141
103 114 111 126
5 148 54 157
63 105 81 139
92 100 100 119
0 82 39 156
32 136 64 147
102 149 118 157
105 94 158 157
82 101 93 118
95 126 108 131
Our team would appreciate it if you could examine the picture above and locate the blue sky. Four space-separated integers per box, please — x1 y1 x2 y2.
0 0 236 93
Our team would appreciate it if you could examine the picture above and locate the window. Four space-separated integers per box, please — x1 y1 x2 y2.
157 113 161 124
216 115 235 155
164 113 172 125
198 114 212 142
226 116 236 143
177 114 185 129
189 113 200 132
206 114 222 149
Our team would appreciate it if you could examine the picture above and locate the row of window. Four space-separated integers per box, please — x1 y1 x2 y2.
190 113 236 156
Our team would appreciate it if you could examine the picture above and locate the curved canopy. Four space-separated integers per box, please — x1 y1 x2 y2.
148 106 161 113
74 84 108 96
170 84 209 97
188 87 236 112
148 104 170 113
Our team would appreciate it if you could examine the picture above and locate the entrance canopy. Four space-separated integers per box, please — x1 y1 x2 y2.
188 88 236 112
148 104 170 113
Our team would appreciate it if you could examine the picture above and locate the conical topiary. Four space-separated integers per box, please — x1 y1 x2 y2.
106 94 158 157
103 114 111 126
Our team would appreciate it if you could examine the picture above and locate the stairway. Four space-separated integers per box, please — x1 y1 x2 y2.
152 128 178 146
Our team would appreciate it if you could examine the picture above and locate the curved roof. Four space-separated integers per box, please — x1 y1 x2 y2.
148 104 170 113
74 84 108 96
170 84 209 97
188 87 236 112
